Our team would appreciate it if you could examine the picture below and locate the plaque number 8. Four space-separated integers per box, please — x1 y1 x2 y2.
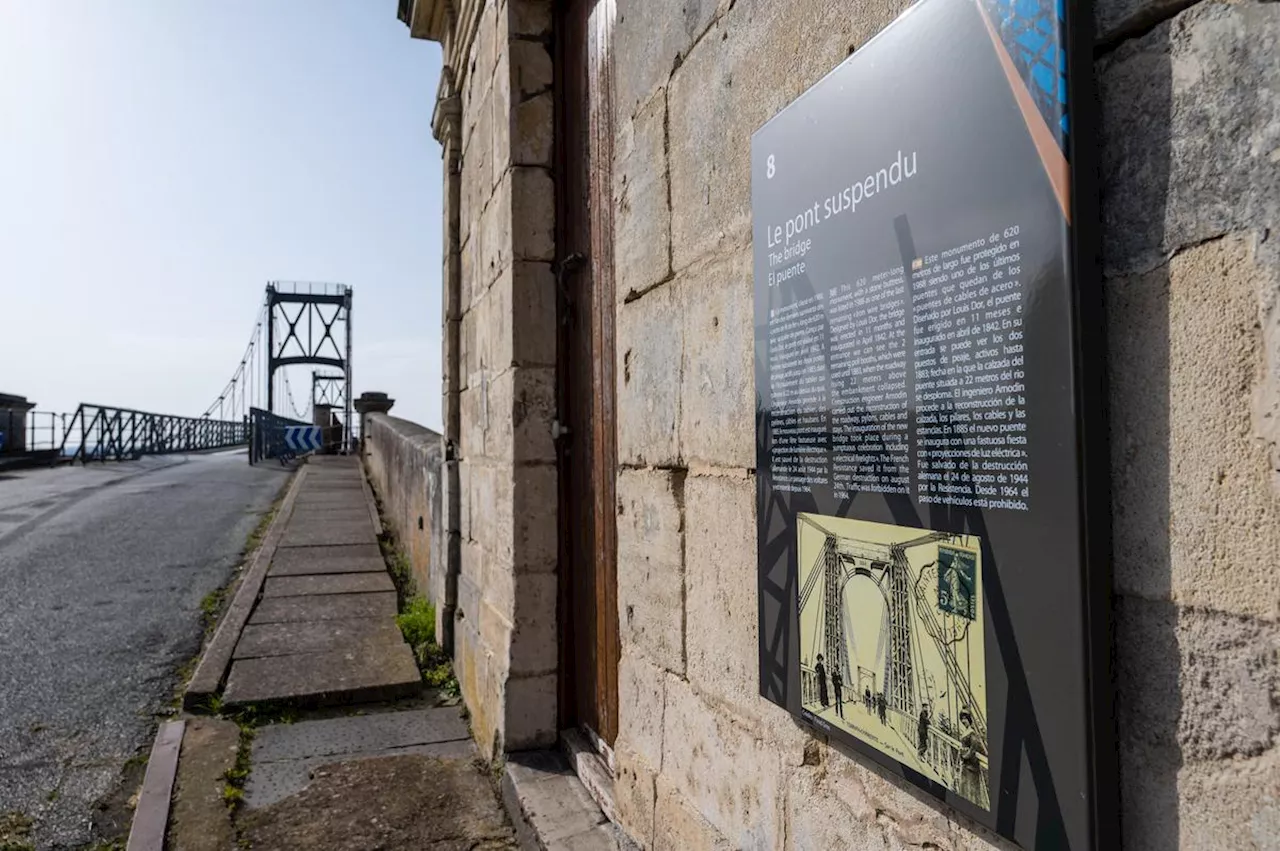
767 154 775 179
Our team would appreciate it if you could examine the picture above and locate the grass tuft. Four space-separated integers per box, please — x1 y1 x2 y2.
0 811 33 851
395 595 459 695
221 725 256 815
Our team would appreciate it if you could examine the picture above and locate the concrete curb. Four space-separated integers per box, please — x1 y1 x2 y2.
358 461 384 538
126 719 185 851
184 466 308 709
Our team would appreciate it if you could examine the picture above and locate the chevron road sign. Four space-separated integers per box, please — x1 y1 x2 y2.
283 425 322 453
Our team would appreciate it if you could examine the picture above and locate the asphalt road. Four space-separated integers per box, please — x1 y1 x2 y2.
0 451 288 849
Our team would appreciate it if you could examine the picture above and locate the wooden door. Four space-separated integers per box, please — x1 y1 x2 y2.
555 0 619 747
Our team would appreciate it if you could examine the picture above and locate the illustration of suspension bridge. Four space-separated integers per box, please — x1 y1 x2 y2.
797 513 990 808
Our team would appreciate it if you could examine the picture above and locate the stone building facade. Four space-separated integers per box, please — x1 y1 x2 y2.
397 0 1280 847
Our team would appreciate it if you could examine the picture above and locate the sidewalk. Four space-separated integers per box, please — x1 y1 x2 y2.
220 455 420 707
155 455 518 851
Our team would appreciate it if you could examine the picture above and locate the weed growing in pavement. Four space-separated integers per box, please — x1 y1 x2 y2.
375 507 460 697
395 596 459 696
221 725 256 815
0 811 34 851
199 587 227 630
121 751 148 773
243 505 278 556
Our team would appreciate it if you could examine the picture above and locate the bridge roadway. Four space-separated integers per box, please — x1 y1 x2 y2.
0 450 287 848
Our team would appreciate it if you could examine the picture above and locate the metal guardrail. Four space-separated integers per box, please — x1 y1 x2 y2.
0 410 70 454
248 407 311 465
58 404 248 463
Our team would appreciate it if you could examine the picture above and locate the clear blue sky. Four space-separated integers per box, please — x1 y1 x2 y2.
0 3 444 429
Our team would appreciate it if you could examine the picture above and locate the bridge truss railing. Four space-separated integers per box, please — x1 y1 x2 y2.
58 404 248 463
248 406 312 465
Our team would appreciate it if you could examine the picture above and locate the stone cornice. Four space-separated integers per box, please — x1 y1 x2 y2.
399 0 452 43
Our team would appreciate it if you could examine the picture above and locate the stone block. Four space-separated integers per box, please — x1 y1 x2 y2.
509 571 558 676
511 166 555 262
479 597 514 677
1115 596 1279 763
505 673 558 750
512 90 554 167
476 275 514 375
469 460 516 560
454 612 499 758
1098 1 1280 277
684 474 763 721
1170 750 1280 851
510 0 553 37
666 0 913 272
510 37 553 100
612 746 657 848
652 774 734 851
616 280 683 466
782 754 955 851
616 650 668 768
616 469 685 672
613 0 722 122
1108 235 1280 617
660 677 784 848
493 47 512 184
513 462 558 572
679 252 754 469
512 261 557 366
478 174 514 288
614 89 671 302
513 367 556 463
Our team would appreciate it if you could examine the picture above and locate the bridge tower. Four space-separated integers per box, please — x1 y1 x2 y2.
265 283 353 451
884 547 916 717
821 535 844 681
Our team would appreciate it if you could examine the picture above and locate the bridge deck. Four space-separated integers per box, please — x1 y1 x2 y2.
221 457 422 707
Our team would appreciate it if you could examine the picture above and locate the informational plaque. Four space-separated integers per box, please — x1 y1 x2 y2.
752 0 1113 846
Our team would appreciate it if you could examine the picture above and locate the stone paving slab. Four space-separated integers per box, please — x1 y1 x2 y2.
234 618 404 659
286 507 373 525
263 572 394 597
221 642 421 707
301 481 364 494
249 592 398 624
279 518 376 548
292 491 365 506
252 708 470 763
269 544 386 576
245 742 476 809
238 753 515 849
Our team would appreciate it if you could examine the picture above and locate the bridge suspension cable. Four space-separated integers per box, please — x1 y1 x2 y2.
202 305 269 420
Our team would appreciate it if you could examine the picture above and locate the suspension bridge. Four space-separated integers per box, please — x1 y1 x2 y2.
0 282 355 467
797 514 990 807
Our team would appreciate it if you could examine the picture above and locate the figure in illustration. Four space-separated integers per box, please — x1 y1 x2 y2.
864 686 872 710
876 691 887 724
917 705 931 757
958 709 987 802
815 654 829 707
831 666 844 718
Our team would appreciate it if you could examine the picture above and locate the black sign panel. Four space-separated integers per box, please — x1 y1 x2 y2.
751 0 1112 846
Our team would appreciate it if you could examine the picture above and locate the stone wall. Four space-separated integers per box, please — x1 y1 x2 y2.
362 412 444 606
609 0 1280 850
402 0 1280 844
439 0 561 760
